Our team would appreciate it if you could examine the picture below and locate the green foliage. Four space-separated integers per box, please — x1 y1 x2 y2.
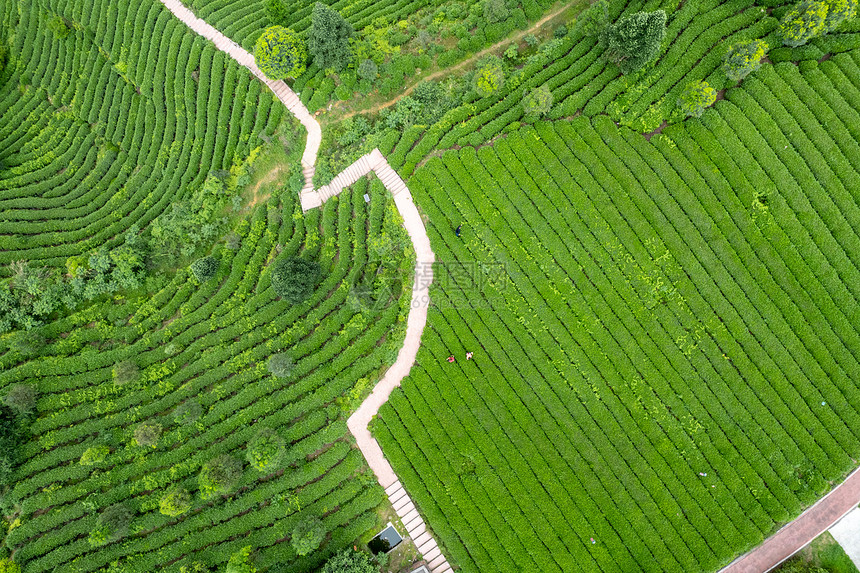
255 26 307 80
271 257 322 304
0 559 22 573
357 59 378 82
159 487 192 516
265 0 290 26
322 549 377 573
226 546 257 573
79 445 110 466
246 427 286 472
822 0 857 32
267 353 295 378
603 10 667 75
190 256 219 283
112 360 139 386
173 399 203 425
483 0 509 24
89 504 133 546
780 0 828 47
9 329 44 357
523 85 554 118
574 0 609 37
47 16 69 38
677 80 717 118
3 384 36 415
473 56 505 97
724 39 768 82
198 455 243 499
291 516 326 556
133 421 163 448
179 562 211 573
309 3 354 71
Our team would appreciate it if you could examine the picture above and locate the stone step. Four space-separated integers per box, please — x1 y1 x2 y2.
417 537 437 555
402 510 421 530
412 532 432 549
395 501 415 518
423 547 441 562
406 520 426 538
388 487 407 505
431 564 452 573
428 554 447 571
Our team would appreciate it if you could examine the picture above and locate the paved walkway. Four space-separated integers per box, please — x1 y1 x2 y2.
830 505 860 569
158 1 448 571
721 467 860 572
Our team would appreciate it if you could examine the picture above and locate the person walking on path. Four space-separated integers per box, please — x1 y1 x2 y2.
447 355 455 363
455 224 461 237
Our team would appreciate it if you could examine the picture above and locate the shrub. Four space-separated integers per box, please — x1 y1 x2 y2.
0 559 22 573
524 33 539 47
291 516 326 556
226 546 257 573
357 59 378 82
246 427 286 472
133 421 162 448
309 3 354 71
523 85 554 118
265 0 290 25
603 10 667 74
575 0 609 36
159 487 192 516
823 0 857 32
724 40 768 83
89 504 133 546
3 384 36 415
47 16 70 39
80 445 110 466
199 455 243 499
174 399 203 425
254 26 307 79
322 549 377 573
780 0 828 47
677 80 717 118
10 330 44 357
271 258 322 303
190 256 219 283
112 360 139 385
267 353 295 378
179 562 211 573
473 56 505 97
483 0 509 24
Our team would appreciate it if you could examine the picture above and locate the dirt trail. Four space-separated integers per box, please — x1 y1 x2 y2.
335 2 575 121
247 164 284 208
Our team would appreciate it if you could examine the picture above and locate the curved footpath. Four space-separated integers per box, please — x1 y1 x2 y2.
158 1 448 571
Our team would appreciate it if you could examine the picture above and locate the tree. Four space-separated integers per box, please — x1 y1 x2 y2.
199 454 243 499
523 85 554 118
322 548 377 573
246 427 286 472
190 256 219 283
780 0 828 46
483 0 509 24
10 329 44 357
357 59 378 82
159 486 192 516
4 384 36 415
823 0 857 32
677 80 717 118
174 399 203 425
265 0 290 26
603 10 667 75
254 26 307 80
271 257 322 304
473 56 505 97
133 421 162 448
291 516 326 556
723 39 768 83
267 353 295 378
575 0 609 37
80 445 110 466
226 546 257 573
308 3 354 71
112 359 139 386
89 504 134 546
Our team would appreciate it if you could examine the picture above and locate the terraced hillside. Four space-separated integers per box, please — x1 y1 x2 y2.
377 54 860 572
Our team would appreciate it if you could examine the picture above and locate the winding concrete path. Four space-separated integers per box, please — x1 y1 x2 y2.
158 1 448 571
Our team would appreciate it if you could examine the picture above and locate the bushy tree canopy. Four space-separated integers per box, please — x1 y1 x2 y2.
226 546 257 573
4 384 36 415
246 427 286 472
254 26 307 80
10 329 44 357
80 445 110 466
199 454 243 499
271 257 322 304
308 3 354 71
575 0 609 37
677 80 717 118
473 56 505 97
89 504 134 546
723 39 768 82
174 398 203 425
603 10 667 75
159 487 192 516
322 549 377 573
190 256 219 283
112 359 139 386
523 85 554 117
291 516 326 556
780 0 828 46
823 0 857 32
483 0 509 24
133 421 162 448
267 353 295 378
